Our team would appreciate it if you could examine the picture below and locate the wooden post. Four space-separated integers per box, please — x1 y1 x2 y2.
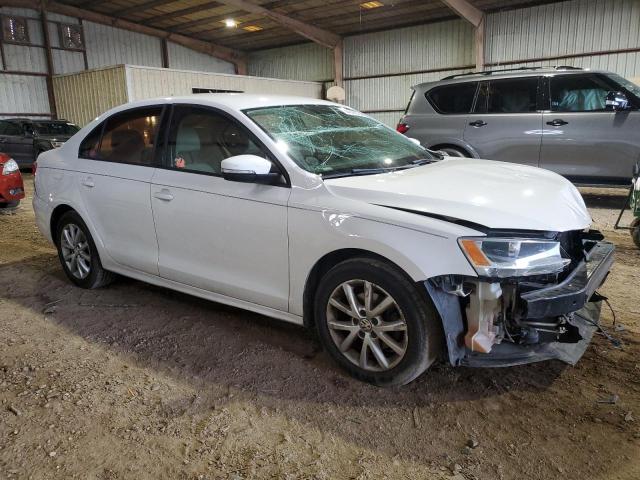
40 4 57 119
334 39 343 88
475 16 485 72
161 38 169 68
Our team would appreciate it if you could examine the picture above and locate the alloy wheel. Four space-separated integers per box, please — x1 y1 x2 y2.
60 223 91 279
326 279 408 372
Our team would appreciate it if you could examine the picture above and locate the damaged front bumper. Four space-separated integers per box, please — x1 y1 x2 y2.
427 239 614 368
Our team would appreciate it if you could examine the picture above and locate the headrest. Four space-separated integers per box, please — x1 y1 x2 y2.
176 126 201 153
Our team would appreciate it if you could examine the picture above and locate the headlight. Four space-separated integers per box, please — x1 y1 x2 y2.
2 159 19 176
51 141 65 148
458 237 570 278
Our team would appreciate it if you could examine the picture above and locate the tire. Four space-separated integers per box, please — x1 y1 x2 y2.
0 201 20 215
436 146 468 158
55 211 115 289
314 258 443 387
631 217 640 249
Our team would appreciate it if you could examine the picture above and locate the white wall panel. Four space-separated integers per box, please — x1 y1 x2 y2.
84 21 163 69
0 75 50 115
486 0 640 68
52 49 85 75
3 44 47 73
345 19 473 78
125 66 322 102
167 42 235 74
248 43 333 81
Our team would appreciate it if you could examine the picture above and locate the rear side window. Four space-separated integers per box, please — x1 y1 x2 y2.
1 122 22 135
477 78 539 113
426 83 477 114
79 107 163 165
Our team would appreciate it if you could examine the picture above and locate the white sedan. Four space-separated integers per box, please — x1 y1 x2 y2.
33 95 614 386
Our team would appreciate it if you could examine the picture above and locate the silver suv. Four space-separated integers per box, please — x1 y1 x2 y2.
398 67 640 186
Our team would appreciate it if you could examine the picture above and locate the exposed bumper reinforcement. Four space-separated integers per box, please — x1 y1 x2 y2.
521 241 615 319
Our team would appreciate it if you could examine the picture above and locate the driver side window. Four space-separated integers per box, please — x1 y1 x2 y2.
550 74 615 112
166 105 268 175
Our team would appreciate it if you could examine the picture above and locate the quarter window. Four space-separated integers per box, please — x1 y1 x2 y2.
427 83 477 114
477 78 539 113
166 106 268 175
550 74 620 112
78 123 103 159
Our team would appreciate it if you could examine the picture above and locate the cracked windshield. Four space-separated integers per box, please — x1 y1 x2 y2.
244 104 435 177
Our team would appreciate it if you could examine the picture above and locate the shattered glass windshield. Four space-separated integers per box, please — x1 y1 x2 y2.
244 104 435 177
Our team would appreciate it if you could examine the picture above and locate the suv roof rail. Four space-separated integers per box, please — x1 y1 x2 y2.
441 65 584 80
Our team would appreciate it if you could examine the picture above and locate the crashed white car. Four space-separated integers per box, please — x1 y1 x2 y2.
33 95 614 386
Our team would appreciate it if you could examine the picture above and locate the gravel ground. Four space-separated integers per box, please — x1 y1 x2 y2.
0 176 639 480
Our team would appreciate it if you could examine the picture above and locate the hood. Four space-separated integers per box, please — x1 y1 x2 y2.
323 158 591 232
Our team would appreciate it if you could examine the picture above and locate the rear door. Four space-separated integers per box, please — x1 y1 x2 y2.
0 121 33 166
540 73 640 184
464 76 543 166
404 82 478 151
75 106 163 275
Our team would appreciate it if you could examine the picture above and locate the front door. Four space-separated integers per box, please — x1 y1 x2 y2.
150 105 290 311
75 106 164 275
464 76 543 167
540 73 640 184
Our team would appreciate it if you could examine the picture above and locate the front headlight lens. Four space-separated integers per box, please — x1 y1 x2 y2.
2 159 19 176
51 141 65 148
458 237 571 278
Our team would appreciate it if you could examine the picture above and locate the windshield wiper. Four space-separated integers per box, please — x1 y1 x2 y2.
323 165 414 179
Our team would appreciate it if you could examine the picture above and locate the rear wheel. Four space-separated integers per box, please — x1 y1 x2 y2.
314 258 443 387
55 211 115 289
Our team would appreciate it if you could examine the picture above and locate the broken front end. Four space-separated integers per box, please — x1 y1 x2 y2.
427 230 614 367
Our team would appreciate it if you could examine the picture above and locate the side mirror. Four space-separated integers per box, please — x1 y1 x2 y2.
605 91 630 111
221 154 280 185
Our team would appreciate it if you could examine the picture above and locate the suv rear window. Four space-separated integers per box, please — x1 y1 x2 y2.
426 83 477 114
476 78 539 113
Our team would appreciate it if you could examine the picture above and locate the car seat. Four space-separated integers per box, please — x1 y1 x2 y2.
109 129 145 164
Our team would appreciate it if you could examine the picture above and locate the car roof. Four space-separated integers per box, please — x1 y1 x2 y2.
413 67 613 90
121 93 339 112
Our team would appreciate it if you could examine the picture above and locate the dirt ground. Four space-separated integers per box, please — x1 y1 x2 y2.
1 175 639 480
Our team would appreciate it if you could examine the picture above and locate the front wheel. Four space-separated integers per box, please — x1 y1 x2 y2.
314 258 443 387
55 211 115 289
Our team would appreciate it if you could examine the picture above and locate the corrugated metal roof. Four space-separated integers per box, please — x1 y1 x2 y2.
54 0 572 51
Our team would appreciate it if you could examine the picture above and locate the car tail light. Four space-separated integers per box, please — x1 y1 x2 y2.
396 122 410 134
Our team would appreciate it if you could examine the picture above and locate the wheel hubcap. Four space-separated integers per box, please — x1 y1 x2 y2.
60 223 91 279
326 280 408 372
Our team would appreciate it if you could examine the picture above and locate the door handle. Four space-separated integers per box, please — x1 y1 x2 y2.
469 120 487 128
154 190 174 202
546 119 569 126
81 177 95 188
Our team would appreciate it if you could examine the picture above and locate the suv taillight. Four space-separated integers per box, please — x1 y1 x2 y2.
396 122 409 134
